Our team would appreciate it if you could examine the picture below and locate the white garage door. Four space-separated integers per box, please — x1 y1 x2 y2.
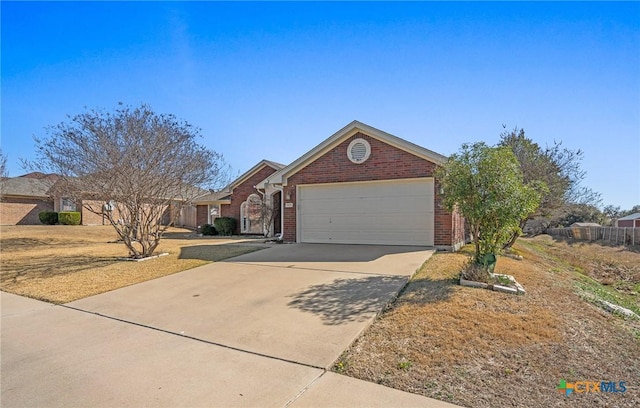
298 178 434 246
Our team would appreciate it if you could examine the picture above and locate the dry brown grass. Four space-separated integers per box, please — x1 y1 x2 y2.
0 225 262 303
337 236 640 407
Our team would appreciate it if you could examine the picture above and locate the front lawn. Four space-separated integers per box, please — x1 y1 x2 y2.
336 235 639 407
0 225 262 303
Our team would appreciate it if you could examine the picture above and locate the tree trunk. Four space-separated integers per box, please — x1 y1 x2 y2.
473 227 481 263
503 219 528 249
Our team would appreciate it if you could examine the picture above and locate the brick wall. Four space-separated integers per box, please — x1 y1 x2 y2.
196 205 208 229
80 200 107 225
0 197 54 225
617 219 640 228
220 165 279 235
281 132 464 248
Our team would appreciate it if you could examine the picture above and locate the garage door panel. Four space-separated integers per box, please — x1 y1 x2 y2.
304 214 432 229
302 197 431 213
298 179 434 246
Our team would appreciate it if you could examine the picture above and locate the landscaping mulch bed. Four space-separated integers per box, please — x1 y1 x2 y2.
335 236 640 407
0 225 262 303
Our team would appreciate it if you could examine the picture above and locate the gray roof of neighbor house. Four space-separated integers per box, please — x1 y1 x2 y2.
193 190 231 204
617 212 640 221
0 176 55 198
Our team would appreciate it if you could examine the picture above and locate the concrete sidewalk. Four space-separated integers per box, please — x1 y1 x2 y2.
1 244 459 407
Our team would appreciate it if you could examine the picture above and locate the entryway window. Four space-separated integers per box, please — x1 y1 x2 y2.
208 204 220 224
240 194 263 234
61 197 76 212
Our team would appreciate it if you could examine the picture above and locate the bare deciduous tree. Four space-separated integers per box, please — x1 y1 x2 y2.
260 197 279 238
32 104 230 258
0 148 8 179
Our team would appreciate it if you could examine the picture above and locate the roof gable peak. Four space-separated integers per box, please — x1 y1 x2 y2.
259 121 447 187
224 159 284 192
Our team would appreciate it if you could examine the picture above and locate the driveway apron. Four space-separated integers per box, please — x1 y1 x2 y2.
65 244 432 368
1 244 461 407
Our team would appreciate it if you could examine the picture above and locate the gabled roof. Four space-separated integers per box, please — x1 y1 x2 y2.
257 121 448 187
223 159 285 192
0 177 55 198
193 191 231 204
19 172 60 181
618 212 640 221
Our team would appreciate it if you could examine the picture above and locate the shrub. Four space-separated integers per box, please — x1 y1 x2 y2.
200 223 218 236
38 211 58 225
58 211 81 225
214 217 237 236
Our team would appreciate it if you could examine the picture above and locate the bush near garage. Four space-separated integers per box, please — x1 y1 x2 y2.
214 217 237 236
38 211 59 225
58 211 81 225
200 224 218 236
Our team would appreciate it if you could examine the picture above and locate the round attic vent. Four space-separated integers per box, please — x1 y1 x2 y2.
347 138 371 164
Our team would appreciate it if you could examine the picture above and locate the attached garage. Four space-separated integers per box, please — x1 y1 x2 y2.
256 121 467 251
298 178 434 246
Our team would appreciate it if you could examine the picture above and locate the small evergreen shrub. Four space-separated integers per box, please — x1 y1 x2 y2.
38 211 58 225
200 223 218 236
58 211 81 225
214 217 237 236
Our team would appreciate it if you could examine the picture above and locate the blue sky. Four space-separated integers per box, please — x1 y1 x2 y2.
2 1 639 209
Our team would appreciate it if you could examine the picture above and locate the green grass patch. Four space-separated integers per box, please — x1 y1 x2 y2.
575 273 640 316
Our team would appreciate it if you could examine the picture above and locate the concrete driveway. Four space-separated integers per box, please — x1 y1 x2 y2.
1 243 458 407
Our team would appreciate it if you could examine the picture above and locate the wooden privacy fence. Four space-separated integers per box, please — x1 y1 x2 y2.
546 227 640 246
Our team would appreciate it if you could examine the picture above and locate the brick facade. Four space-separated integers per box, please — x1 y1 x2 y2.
196 205 209 229
72 200 108 225
281 132 464 248
0 197 54 225
220 165 280 235
617 219 640 228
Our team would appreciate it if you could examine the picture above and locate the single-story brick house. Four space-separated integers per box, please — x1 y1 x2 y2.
0 173 116 226
197 121 466 250
1 173 197 228
0 175 56 225
616 213 640 228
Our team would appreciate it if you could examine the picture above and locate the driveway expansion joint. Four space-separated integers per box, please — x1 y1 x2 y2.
282 370 327 408
60 304 326 371
230 261 407 277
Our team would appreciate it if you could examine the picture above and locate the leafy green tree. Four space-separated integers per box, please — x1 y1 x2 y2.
623 205 640 216
437 142 542 270
602 205 622 226
498 127 600 246
553 203 604 227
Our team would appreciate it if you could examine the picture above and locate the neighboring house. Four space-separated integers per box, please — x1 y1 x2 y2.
0 173 113 226
217 121 465 250
1 173 199 228
616 213 640 228
0 175 55 225
570 222 601 228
